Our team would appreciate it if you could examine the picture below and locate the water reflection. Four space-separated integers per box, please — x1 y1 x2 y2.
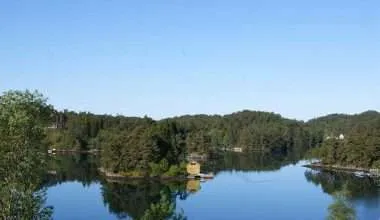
42 153 101 188
43 153 195 219
203 152 300 173
186 180 201 193
304 169 380 209
101 180 190 219
43 152 300 186
42 152 380 219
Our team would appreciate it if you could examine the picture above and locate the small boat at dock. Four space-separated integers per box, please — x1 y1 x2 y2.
198 173 214 179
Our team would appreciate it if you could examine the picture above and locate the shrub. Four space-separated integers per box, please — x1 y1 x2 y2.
164 163 187 177
372 160 380 169
159 159 169 172
165 165 180 177
149 162 163 177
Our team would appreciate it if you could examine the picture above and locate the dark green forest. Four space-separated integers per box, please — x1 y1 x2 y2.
309 111 380 168
45 107 380 174
1 89 379 180
42 97 380 175
45 109 323 175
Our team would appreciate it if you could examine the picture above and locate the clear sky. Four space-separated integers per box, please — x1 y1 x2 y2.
1 0 379 120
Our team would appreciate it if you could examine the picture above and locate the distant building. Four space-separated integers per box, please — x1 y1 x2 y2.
232 147 243 153
325 134 345 140
47 123 58 129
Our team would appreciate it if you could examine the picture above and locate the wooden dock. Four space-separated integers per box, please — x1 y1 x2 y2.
187 173 214 179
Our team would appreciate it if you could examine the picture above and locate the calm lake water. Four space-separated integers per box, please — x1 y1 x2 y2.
44 153 380 220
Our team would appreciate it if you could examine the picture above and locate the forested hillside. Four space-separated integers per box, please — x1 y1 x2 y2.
47 111 321 152
308 111 380 168
44 108 380 173
45 110 325 174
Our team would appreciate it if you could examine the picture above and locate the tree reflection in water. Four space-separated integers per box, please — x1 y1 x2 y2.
304 169 379 200
101 179 192 219
42 153 101 188
41 151 305 219
203 151 302 173
42 153 193 219
305 169 380 219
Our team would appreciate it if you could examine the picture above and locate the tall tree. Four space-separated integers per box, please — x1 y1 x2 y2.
0 90 53 219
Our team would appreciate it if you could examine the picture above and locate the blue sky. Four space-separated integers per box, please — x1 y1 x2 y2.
1 0 379 120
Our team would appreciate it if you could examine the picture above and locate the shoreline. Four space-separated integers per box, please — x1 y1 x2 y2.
303 162 380 177
98 168 188 181
49 149 101 154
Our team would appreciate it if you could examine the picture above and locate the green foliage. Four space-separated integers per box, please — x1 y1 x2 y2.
149 162 163 177
99 121 187 175
102 179 188 219
44 109 330 176
164 163 187 177
38 90 379 174
140 191 187 220
372 160 380 169
148 160 186 177
174 111 319 154
159 159 169 172
3 89 377 219
0 90 53 219
0 90 53 147
309 112 380 168
327 186 356 220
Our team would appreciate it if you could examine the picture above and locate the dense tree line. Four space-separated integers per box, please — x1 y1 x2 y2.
309 111 380 168
46 110 324 175
169 111 321 154
4 88 374 174
45 107 380 173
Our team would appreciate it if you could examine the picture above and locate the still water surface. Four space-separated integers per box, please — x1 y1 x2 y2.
44 153 380 219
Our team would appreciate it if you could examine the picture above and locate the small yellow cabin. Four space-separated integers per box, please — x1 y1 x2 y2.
186 161 201 175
